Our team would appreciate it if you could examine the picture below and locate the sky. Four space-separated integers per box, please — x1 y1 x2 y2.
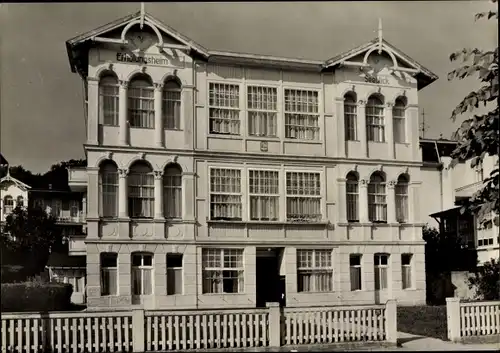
0 1 497 173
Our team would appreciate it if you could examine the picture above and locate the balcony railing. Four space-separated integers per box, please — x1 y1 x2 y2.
54 210 86 224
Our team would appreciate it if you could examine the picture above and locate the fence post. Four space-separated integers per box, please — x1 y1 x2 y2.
132 309 145 353
266 302 281 347
385 299 397 344
446 297 461 342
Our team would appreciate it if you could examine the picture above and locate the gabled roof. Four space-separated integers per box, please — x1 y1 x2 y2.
0 171 31 191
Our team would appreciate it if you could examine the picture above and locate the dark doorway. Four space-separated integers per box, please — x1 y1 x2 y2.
256 248 284 308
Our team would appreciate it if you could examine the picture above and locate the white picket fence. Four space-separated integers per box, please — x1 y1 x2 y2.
446 297 500 341
1 300 397 352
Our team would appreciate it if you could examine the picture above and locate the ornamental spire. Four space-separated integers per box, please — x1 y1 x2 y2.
140 2 145 29
378 18 383 54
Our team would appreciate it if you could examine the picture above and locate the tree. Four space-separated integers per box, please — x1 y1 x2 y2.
448 0 499 226
468 258 500 300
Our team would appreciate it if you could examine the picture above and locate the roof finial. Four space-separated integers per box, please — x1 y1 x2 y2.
378 18 383 54
140 2 145 29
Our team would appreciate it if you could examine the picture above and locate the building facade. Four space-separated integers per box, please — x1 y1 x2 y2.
66 11 439 309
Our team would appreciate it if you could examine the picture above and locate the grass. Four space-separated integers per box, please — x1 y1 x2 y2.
397 305 447 341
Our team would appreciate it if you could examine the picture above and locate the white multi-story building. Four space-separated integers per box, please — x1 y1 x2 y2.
65 11 439 310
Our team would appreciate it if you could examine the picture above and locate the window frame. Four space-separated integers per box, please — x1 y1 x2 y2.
128 162 155 219
296 249 333 293
99 161 119 219
248 168 280 221
3 195 13 214
366 96 385 143
283 87 321 141
202 248 244 294
344 95 358 141
209 167 243 221
131 253 154 296
127 76 155 129
163 164 183 219
374 253 389 290
100 252 118 296
98 75 120 126
368 173 387 223
401 253 413 290
349 254 362 291
208 81 241 136
247 85 278 138
162 80 182 130
285 170 322 222
392 100 406 144
395 175 409 223
346 172 359 223
166 253 184 295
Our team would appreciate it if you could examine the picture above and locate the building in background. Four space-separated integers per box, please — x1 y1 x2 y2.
0 169 30 223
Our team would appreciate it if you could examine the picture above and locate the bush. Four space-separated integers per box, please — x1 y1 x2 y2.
1 282 73 312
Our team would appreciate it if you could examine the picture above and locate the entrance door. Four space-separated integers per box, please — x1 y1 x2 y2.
256 248 284 308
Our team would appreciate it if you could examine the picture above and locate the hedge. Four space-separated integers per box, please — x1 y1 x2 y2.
1 282 73 312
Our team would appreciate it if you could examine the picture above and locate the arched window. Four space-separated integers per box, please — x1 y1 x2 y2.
162 79 181 130
128 75 154 128
368 172 387 222
163 164 182 219
131 252 153 295
366 96 385 142
393 98 406 143
99 74 119 126
16 196 24 208
395 174 409 223
99 161 118 218
346 172 359 222
128 161 154 218
3 196 13 214
344 93 357 141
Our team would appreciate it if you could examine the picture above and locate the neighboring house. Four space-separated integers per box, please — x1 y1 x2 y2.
0 169 30 223
65 11 440 310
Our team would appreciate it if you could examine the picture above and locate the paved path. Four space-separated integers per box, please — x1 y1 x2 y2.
395 331 500 351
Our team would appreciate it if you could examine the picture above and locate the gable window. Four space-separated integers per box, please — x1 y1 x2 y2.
202 248 244 294
163 164 182 219
286 172 321 222
209 83 240 135
131 253 153 295
297 249 333 292
163 80 181 130
99 161 118 218
344 94 357 141
247 86 278 137
128 75 155 128
374 253 389 290
101 253 118 296
167 253 183 295
210 168 242 221
366 96 385 142
350 254 362 291
368 172 387 223
99 74 119 126
284 89 320 140
393 98 406 143
249 170 279 221
3 196 13 214
346 172 359 222
395 175 409 223
401 254 413 289
128 162 154 218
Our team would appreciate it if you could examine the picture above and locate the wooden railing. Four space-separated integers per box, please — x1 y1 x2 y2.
446 297 500 341
0 301 397 352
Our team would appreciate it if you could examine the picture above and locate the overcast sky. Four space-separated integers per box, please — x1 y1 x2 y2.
0 1 496 173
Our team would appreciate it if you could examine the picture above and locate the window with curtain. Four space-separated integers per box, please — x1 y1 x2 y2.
393 98 406 143
346 172 359 222
286 171 321 221
100 161 118 218
202 248 244 294
16 196 24 208
163 80 181 130
401 254 412 289
167 253 183 295
99 74 119 126
366 96 385 142
247 86 278 137
163 164 182 219
368 172 387 222
284 89 320 140
128 75 155 128
395 175 409 223
344 94 357 141
297 249 333 292
249 170 279 221
374 253 389 290
101 252 118 296
3 196 13 214
210 168 242 220
350 254 362 291
131 253 153 295
128 162 154 218
209 83 240 135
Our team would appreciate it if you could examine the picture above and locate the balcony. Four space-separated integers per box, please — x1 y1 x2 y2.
68 234 86 256
55 210 86 224
68 167 87 192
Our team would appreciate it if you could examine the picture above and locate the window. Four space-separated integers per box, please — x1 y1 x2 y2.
53 200 62 218
163 79 181 129
101 253 118 296
209 83 240 135
393 98 406 143
366 96 385 142
202 248 244 294
344 94 357 141
297 249 333 292
99 74 119 126
131 253 153 295
401 254 412 289
163 164 182 219
286 172 321 222
247 86 277 137
167 253 183 295
3 196 13 214
128 162 154 218
100 161 118 218
284 89 320 140
128 75 154 128
70 200 79 218
249 170 279 221
210 168 242 220
395 175 409 223
374 254 389 290
16 196 24 208
346 172 359 222
368 172 387 222
350 254 362 291
54 270 86 293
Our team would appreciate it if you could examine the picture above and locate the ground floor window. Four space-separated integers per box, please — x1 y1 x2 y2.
167 253 183 295
374 253 389 290
101 253 118 296
297 249 333 292
131 253 153 295
350 254 362 291
401 254 413 289
202 248 244 294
